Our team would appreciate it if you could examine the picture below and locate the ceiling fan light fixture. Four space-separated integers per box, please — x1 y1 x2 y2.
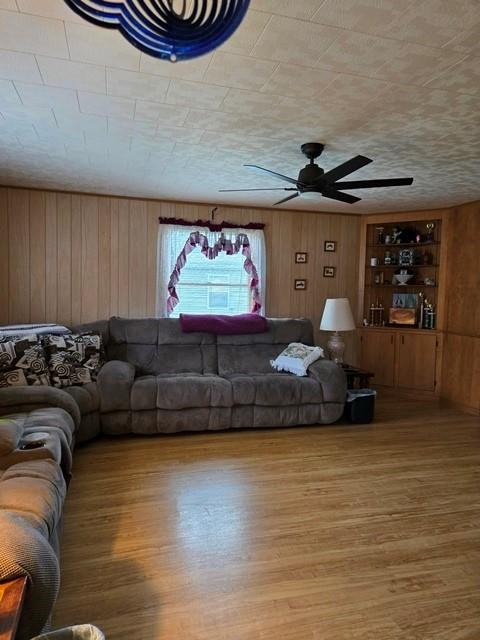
300 190 321 200
63 0 251 62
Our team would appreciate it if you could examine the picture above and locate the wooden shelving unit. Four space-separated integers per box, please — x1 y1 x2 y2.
356 211 450 398
363 219 441 327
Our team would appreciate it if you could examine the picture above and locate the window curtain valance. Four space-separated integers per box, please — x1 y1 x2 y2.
159 217 265 232
156 219 266 318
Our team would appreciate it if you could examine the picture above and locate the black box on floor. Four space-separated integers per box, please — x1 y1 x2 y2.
345 389 376 424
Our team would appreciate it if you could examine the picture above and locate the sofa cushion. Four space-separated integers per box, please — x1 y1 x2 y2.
0 459 66 539
217 318 314 375
63 382 99 416
130 374 233 411
43 334 103 388
0 334 50 387
228 374 322 406
107 317 217 375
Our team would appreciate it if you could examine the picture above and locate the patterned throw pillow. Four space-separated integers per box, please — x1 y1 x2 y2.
0 334 51 387
43 333 104 388
270 342 324 377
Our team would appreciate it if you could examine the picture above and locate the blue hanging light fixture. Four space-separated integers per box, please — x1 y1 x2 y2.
64 0 251 62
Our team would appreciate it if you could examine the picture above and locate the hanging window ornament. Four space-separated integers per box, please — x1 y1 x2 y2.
64 0 251 62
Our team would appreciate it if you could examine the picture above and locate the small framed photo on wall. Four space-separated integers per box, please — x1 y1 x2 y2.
294 279 307 290
295 252 308 264
323 266 336 278
324 241 336 252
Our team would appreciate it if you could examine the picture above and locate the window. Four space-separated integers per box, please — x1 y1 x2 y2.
156 224 266 317
207 273 230 310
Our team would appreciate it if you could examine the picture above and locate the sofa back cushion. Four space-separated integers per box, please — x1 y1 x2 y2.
217 318 314 376
106 317 217 375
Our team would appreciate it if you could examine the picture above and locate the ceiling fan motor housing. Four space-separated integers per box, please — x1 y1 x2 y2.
297 164 324 192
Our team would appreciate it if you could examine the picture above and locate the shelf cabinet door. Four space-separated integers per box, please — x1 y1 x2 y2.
359 331 396 387
396 333 437 391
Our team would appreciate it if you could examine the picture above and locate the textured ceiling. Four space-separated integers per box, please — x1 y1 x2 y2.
0 0 479 213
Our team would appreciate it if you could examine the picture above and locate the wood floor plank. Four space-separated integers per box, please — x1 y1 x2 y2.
53 394 480 640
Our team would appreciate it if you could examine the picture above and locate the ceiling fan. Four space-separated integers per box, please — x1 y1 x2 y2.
219 143 413 206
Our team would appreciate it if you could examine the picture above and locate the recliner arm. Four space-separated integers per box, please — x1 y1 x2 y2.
308 359 347 403
96 360 135 412
0 387 81 430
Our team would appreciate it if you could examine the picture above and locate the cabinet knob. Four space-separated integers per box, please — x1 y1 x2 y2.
401 335 405 345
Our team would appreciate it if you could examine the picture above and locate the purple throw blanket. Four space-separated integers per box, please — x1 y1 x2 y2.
180 313 268 335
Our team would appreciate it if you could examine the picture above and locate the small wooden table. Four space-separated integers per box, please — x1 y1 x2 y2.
341 364 374 389
0 577 27 640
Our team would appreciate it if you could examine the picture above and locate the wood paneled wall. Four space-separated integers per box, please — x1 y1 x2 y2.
441 200 480 414
0 186 360 358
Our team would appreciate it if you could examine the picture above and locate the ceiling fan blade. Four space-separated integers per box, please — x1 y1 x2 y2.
335 178 414 190
320 155 373 184
273 192 300 206
219 188 298 192
244 164 301 187
322 190 361 204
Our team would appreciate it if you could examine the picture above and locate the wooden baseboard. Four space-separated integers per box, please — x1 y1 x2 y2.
0 577 27 640
440 398 480 416
373 384 440 402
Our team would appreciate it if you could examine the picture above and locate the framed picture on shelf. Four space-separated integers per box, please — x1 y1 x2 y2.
389 308 417 326
294 279 307 290
295 252 308 264
324 241 336 252
323 266 336 278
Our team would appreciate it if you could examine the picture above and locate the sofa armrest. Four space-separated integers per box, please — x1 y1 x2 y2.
96 360 135 412
0 387 81 431
0 512 60 640
0 427 63 471
308 359 347 403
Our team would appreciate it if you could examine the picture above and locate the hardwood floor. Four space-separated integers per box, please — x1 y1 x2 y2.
53 394 480 640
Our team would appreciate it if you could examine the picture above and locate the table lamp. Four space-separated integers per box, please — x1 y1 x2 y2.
320 298 356 363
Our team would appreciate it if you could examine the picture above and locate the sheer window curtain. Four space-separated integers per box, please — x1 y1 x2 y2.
156 224 267 318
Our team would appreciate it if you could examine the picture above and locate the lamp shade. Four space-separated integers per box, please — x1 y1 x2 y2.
320 298 356 332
